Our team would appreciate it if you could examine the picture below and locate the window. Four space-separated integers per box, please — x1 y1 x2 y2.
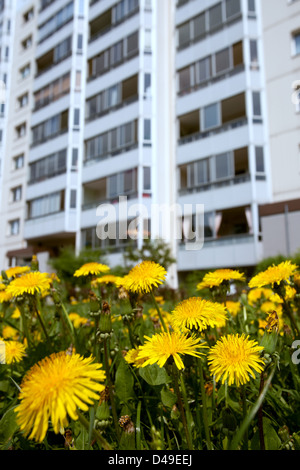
34 73 70 110
178 22 190 47
215 47 230 74
75 70 81 90
252 91 262 117
196 56 212 83
11 186 22 202
292 32 300 56
250 40 258 66
22 35 32 50
18 93 29 108
9 219 20 236
16 123 26 139
203 103 219 130
127 31 138 56
14 154 24 170
255 147 264 173
72 148 78 168
208 3 222 31
32 111 68 145
144 73 151 96
77 34 83 52
193 13 206 41
24 8 34 23
144 29 151 52
215 153 233 180
144 119 151 141
70 189 77 209
29 150 67 183
226 0 241 19
39 2 73 42
20 64 30 80
85 120 137 162
74 108 80 127
28 191 64 219
178 67 191 92
143 167 151 190
248 0 255 13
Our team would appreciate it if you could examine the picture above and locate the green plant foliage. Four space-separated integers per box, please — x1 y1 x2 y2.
0 254 300 451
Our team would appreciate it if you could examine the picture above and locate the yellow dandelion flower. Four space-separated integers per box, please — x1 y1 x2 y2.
0 282 6 291
124 347 146 367
11 307 21 319
247 287 274 306
136 330 207 370
285 285 296 301
0 289 13 303
223 301 241 317
5 266 30 278
171 297 228 333
69 313 90 328
91 275 121 287
197 269 245 290
74 262 110 277
117 261 167 294
293 272 300 287
15 351 106 443
248 261 298 289
207 334 265 387
260 301 283 316
6 271 52 298
4 341 26 364
2 325 19 340
0 340 5 364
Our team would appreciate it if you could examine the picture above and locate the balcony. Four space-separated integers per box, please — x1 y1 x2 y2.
178 92 247 145
177 233 261 271
89 0 139 43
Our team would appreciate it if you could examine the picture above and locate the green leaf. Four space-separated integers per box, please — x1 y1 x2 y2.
161 386 177 408
115 359 135 402
0 406 19 445
250 418 281 450
139 364 170 386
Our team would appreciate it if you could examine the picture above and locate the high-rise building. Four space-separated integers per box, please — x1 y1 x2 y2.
175 0 272 274
0 0 299 284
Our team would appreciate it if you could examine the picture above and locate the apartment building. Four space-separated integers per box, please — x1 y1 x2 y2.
0 0 16 212
175 0 272 272
0 0 36 268
258 0 300 259
0 0 299 282
19 0 87 270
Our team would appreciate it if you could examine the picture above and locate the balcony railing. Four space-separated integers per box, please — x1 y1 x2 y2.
178 117 248 146
179 173 251 196
82 191 139 211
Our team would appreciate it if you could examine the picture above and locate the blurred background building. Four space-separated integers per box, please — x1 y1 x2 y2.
0 0 299 287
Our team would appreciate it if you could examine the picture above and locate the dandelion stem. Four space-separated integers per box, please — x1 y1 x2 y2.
103 337 120 442
198 358 213 450
18 303 32 347
258 372 265 450
150 291 168 332
77 411 113 450
241 385 248 450
33 297 50 342
172 363 193 450
229 360 277 450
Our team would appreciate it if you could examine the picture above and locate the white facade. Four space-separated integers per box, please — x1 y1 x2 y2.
0 0 36 269
0 0 299 279
174 0 272 271
261 0 300 203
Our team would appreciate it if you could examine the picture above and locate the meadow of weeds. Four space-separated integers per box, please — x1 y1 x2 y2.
0 254 300 451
